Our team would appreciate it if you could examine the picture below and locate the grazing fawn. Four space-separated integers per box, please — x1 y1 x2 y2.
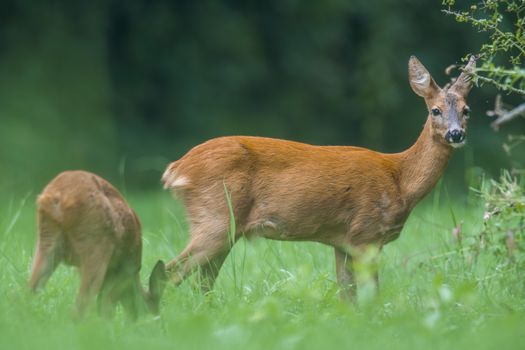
29 170 167 318
162 56 476 299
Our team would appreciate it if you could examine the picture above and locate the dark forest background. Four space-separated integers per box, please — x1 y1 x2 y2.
1 0 523 194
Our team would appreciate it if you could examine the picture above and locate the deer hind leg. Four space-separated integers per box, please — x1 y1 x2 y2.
73 237 114 319
29 216 63 292
166 223 231 293
197 252 229 293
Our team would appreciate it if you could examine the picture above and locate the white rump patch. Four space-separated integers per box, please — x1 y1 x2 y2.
162 167 189 189
170 176 189 188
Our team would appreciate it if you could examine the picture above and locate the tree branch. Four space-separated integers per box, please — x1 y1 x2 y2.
487 96 525 130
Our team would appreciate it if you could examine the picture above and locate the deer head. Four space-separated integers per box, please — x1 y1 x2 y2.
408 55 476 148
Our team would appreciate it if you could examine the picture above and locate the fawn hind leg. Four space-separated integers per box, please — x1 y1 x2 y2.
73 236 114 318
99 267 144 320
118 277 145 320
166 223 231 293
96 271 126 319
29 215 63 292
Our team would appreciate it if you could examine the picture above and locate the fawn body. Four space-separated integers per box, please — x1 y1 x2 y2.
162 56 476 299
29 170 166 318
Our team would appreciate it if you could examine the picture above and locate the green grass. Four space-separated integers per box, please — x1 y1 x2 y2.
1 189 524 350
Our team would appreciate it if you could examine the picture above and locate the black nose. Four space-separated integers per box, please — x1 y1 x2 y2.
445 129 465 143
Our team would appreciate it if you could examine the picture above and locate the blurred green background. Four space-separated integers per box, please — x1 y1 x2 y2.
1 0 523 194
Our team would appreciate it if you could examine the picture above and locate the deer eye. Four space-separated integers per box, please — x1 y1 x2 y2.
463 106 470 118
431 108 441 117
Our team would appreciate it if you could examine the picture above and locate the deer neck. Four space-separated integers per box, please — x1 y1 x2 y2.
397 118 454 208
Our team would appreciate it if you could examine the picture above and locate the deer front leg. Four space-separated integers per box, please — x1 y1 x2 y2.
334 247 356 302
353 245 381 300
334 245 381 302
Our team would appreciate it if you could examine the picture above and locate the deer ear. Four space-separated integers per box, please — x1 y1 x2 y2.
408 56 440 98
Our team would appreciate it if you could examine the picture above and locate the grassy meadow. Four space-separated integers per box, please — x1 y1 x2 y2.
0 185 524 350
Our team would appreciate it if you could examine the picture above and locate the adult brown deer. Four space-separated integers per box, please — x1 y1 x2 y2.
162 56 476 299
29 170 167 319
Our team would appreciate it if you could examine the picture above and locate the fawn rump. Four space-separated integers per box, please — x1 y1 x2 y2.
29 170 167 319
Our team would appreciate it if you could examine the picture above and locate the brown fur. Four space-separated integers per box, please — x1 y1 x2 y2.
29 170 167 319
162 56 476 299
